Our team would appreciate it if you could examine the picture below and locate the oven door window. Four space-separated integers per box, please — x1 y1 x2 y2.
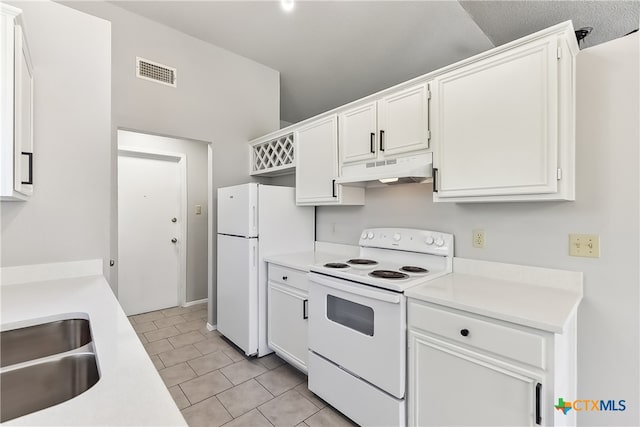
326 295 374 336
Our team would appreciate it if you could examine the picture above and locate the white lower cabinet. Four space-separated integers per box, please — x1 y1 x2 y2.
408 299 577 427
409 330 542 427
267 263 309 372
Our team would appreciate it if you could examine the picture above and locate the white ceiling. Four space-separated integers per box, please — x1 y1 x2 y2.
105 1 638 124
110 1 494 123
460 1 639 50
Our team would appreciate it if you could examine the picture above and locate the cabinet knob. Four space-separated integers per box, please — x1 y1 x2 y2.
460 329 469 337
282 276 288 281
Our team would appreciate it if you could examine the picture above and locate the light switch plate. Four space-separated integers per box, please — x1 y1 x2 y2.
569 234 600 258
195 205 202 215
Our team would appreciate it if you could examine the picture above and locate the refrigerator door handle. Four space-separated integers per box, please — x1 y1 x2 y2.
252 244 257 268
252 205 257 233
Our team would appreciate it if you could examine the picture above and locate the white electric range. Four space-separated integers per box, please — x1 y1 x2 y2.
307 228 454 427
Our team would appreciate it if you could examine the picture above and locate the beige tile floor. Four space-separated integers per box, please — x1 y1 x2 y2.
129 303 357 427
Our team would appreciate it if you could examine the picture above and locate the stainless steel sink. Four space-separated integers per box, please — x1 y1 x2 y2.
0 317 100 422
0 353 99 422
1 318 92 367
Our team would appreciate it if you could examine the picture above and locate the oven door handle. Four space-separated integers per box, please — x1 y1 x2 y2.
308 273 402 304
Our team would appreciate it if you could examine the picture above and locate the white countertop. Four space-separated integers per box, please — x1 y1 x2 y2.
264 251 348 272
405 258 583 334
1 275 187 426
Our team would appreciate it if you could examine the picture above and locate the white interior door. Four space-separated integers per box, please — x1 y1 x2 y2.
118 152 182 315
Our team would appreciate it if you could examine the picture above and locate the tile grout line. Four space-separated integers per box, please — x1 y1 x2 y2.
217 376 276 419
217 367 234 386
134 304 338 426
255 406 276 427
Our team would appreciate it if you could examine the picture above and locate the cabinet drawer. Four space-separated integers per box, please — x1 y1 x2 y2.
268 264 308 292
408 301 545 369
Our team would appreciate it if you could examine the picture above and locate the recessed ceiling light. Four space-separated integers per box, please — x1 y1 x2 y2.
281 0 294 12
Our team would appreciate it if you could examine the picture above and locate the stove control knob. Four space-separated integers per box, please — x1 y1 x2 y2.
367 231 375 239
435 237 445 247
425 236 434 245
361 232 368 240
393 233 401 242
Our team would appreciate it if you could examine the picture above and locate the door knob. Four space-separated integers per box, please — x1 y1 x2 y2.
171 238 178 243
171 218 177 223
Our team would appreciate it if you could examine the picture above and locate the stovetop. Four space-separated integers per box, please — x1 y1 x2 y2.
310 259 449 292
309 228 454 293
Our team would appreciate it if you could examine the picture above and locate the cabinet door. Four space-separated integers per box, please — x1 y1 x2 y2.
432 37 558 199
339 101 377 164
295 115 339 204
13 24 33 196
409 330 542 427
378 83 430 156
268 282 308 371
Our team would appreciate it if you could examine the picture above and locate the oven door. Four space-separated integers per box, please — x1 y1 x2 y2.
308 272 406 398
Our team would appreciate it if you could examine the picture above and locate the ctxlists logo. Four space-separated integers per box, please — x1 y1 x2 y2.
555 398 572 414
555 398 626 414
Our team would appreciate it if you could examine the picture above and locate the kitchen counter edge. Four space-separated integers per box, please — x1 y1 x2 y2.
405 257 583 334
0 271 187 426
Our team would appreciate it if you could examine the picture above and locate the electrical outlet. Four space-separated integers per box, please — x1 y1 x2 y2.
472 229 485 248
569 234 600 258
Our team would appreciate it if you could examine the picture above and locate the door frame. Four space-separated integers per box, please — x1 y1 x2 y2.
117 146 188 308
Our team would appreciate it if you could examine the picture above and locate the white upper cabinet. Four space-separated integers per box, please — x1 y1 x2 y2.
339 102 377 164
378 83 430 156
1 5 34 201
295 114 365 206
432 33 576 202
250 22 577 204
339 83 430 165
250 132 295 177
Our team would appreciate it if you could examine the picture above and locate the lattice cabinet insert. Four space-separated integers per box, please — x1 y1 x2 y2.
251 133 295 176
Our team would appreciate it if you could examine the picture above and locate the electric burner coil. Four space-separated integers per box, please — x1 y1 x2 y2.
400 266 429 274
368 270 409 279
324 262 349 269
347 259 378 265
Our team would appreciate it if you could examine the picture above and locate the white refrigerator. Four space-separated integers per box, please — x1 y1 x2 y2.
216 183 315 356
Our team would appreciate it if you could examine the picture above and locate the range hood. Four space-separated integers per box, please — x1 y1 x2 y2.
335 152 433 187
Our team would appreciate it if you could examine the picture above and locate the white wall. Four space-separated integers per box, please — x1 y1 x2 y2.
118 130 208 303
1 2 111 277
61 1 280 324
317 34 639 426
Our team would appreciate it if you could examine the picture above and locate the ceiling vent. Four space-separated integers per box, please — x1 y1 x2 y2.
136 57 177 87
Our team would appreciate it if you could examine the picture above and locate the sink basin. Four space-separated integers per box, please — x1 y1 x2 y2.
0 353 100 422
1 318 92 367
